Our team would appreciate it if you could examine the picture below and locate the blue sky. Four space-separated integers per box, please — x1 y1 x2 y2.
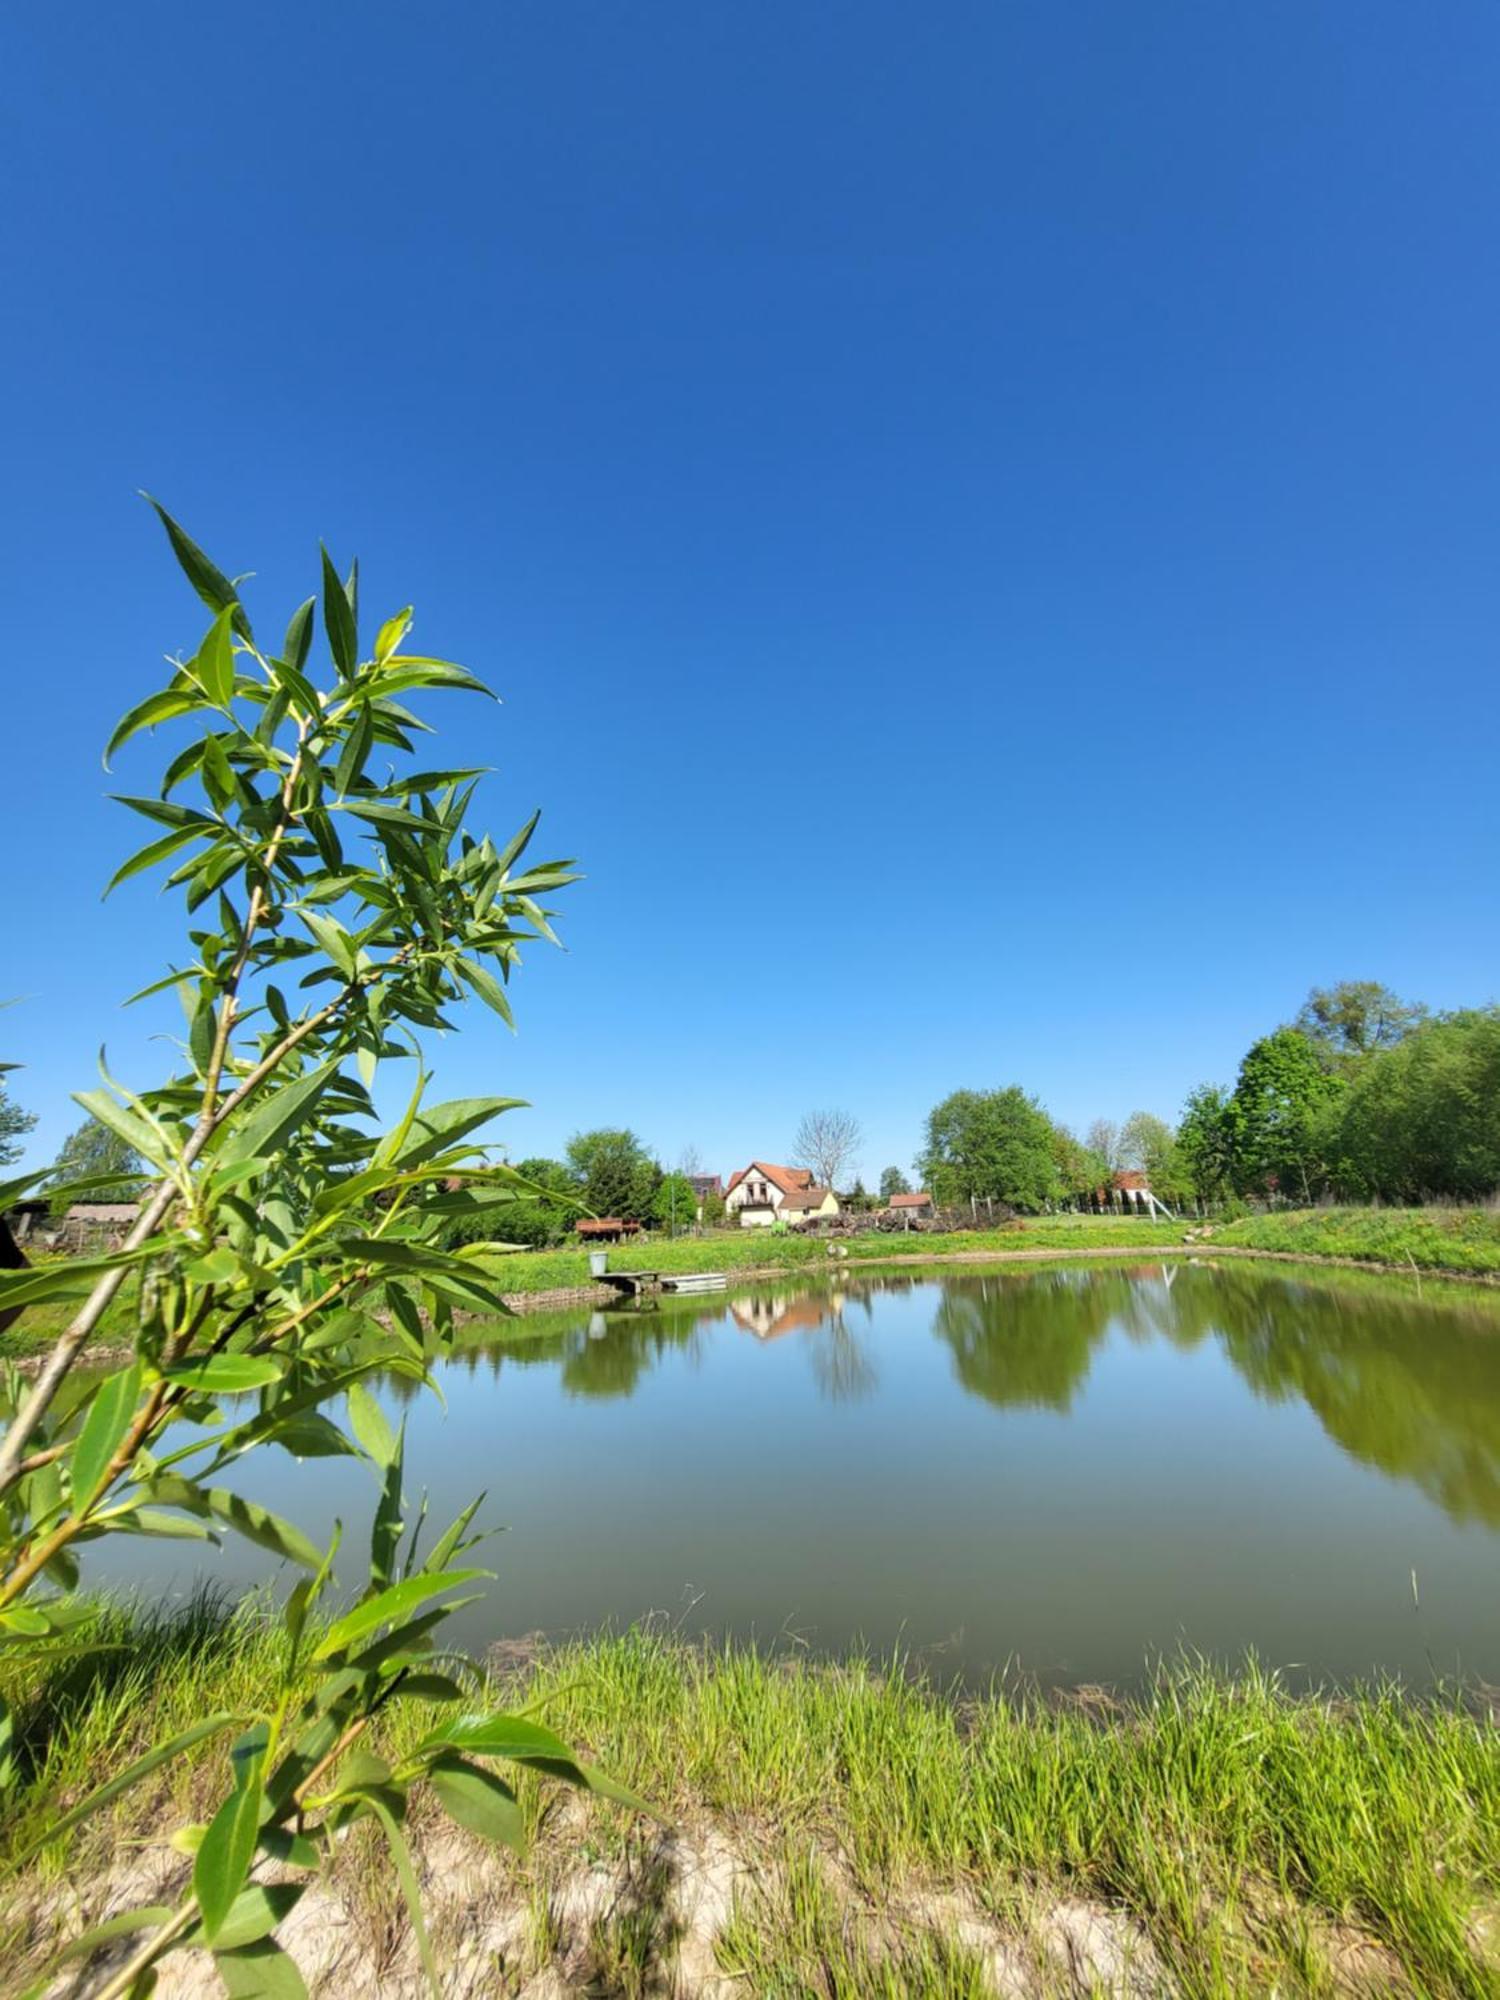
4 2 1498 1187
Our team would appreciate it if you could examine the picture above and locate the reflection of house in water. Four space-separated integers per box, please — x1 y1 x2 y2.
730 1292 842 1341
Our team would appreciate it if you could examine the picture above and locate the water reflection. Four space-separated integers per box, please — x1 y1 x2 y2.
83 1261 1500 1685
466 1263 1500 1529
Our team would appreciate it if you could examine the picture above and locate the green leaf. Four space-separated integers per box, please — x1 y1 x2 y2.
428 1710 576 1764
195 1735 267 1944
137 1475 322 1568
392 1096 522 1169
312 1568 487 1661
216 1058 340 1168
144 495 251 640
104 688 205 770
17 1712 247 1857
215 1938 309 2000
60 1906 175 1959
192 605 237 708
380 656 493 698
282 597 315 675
453 957 514 1028
321 545 358 678
427 1753 524 1853
72 1086 171 1169
197 1882 305 1952
297 909 358 978
374 606 413 663
0 1240 166 1311
365 1795 440 1999
161 1355 282 1395
108 1507 217 1542
70 1361 143 1505
257 1825 322 1870
346 1381 398 1468
334 701 373 796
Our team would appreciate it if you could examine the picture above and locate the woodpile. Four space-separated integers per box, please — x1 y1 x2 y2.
793 1203 1015 1237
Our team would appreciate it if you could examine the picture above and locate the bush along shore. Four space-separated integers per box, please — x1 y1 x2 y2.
3 1596 1497 1999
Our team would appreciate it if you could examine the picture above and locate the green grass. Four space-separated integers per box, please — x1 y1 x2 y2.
468 1206 1500 1294
4 1600 1497 1996
1217 1206 1500 1276
470 1214 1194 1294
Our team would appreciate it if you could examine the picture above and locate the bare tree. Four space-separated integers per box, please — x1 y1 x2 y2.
792 1107 863 1193
1085 1118 1120 1169
677 1142 703 1180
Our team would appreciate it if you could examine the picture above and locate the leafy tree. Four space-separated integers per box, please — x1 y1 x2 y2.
918 1087 1060 1213
1049 1123 1110 1207
565 1127 660 1222
1177 1083 1236 1201
1117 1110 1192 1207
44 1113 148 1209
1228 1028 1343 1201
443 1155 578 1249
791 1107 863 1192
1084 1118 1121 1171
0 507 631 1995
879 1165 911 1199
1329 1009 1500 1202
653 1171 698 1233
0 1078 36 1168
1294 980 1426 1068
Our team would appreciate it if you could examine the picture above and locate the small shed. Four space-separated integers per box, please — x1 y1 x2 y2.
60 1202 142 1251
888 1191 934 1220
575 1217 643 1245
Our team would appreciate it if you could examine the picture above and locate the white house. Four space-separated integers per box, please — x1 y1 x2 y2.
723 1161 841 1229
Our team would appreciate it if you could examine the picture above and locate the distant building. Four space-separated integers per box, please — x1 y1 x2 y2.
887 1190 934 1219
61 1202 142 1250
1113 1170 1152 1207
723 1161 841 1229
685 1173 723 1202
575 1217 643 1243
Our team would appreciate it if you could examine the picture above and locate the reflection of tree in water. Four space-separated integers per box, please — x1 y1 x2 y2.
808 1307 878 1404
932 1270 1124 1411
1206 1268 1500 1527
558 1306 708 1399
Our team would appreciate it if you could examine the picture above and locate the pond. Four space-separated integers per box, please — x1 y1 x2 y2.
85 1260 1500 1686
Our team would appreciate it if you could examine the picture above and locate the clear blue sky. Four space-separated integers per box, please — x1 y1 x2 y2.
4 2 1498 1186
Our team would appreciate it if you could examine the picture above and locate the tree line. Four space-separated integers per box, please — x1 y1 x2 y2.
915 981 1500 1214
8 979 1493 1234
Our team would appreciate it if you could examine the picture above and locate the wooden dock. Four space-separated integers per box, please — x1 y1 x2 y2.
596 1269 727 1299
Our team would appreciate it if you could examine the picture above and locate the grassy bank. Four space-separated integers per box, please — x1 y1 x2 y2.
1216 1206 1500 1276
469 1206 1500 1293
4 1599 1498 1997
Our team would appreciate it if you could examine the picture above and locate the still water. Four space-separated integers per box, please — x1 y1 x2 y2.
88 1261 1500 1685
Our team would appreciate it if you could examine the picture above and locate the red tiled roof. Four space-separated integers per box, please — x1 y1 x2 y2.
779 1186 834 1211
1112 1170 1150 1191
889 1191 932 1208
725 1161 815 1199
